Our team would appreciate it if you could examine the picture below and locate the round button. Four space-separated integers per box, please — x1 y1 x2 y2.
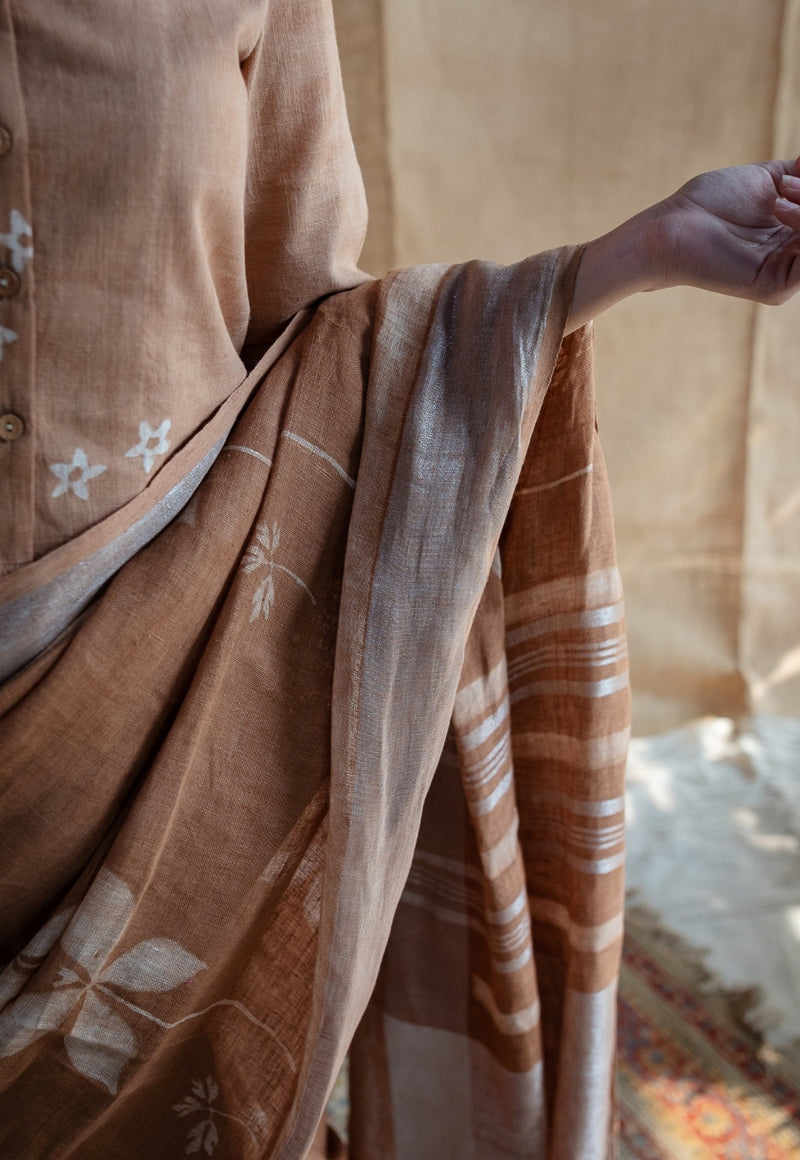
0 412 24 441
0 125 11 157
0 267 20 298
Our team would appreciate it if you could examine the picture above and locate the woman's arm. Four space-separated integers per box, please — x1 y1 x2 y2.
566 157 800 333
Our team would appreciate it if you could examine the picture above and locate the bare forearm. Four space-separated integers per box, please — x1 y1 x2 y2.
565 210 660 335
564 159 800 335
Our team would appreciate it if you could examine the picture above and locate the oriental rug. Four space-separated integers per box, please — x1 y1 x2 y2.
618 908 800 1160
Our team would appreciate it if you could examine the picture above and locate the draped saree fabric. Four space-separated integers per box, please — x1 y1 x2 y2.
0 1 628 1156
0 251 628 1159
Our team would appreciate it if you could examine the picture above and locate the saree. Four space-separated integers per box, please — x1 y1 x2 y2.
0 249 628 1159
0 0 628 1154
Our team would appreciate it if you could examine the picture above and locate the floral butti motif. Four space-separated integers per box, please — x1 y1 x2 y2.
242 520 316 623
49 448 107 500
125 418 172 473
0 870 206 1094
173 1075 265 1155
1 208 33 273
0 323 17 361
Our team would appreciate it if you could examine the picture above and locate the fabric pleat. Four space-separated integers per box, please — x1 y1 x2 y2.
0 248 627 1160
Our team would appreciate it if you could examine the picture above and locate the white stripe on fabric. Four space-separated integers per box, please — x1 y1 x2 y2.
504 567 623 629
507 638 627 677
401 886 533 977
551 983 618 1160
514 728 630 771
481 812 520 879
516 463 594 495
408 858 533 929
472 976 540 1035
460 697 510 753
223 444 273 466
383 1018 547 1158
519 789 625 819
453 658 508 726
525 817 625 853
506 602 625 650
492 917 530 952
281 430 355 488
469 770 513 817
528 898 623 953
407 866 531 946
568 821 626 850
488 888 527 926
535 844 625 875
509 635 627 662
509 672 629 704
461 732 511 789
492 945 533 975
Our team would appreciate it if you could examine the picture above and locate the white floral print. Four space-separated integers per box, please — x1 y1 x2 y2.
0 908 76 1007
125 418 171 473
174 1076 221 1155
1 208 33 274
174 1075 262 1155
0 324 17 361
0 870 206 1094
243 520 316 623
49 448 107 500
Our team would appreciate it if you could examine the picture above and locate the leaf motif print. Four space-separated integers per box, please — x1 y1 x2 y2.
0 870 207 1094
173 1074 262 1154
100 939 206 992
186 1118 219 1155
54 967 81 988
250 573 274 623
243 519 316 624
0 907 76 1006
61 870 136 972
0 989 77 1058
174 1096 203 1116
242 545 265 574
65 995 138 1094
0 965 28 1010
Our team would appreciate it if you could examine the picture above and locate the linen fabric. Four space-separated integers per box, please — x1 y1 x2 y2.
0 250 628 1160
0 0 367 569
0 1 629 1156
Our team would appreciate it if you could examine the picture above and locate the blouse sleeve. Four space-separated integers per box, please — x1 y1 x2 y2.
240 0 371 347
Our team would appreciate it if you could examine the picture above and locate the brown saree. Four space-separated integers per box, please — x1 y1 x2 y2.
0 249 628 1159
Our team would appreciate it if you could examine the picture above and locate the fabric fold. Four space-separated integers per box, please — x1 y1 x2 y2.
0 247 626 1160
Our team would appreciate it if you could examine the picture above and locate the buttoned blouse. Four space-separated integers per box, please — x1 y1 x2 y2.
0 0 368 572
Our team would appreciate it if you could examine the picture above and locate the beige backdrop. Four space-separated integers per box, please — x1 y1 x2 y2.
333 0 800 734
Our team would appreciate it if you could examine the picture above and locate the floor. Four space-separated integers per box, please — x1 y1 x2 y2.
625 714 800 1055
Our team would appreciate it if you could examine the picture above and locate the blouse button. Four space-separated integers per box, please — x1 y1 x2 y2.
0 267 20 297
0 412 24 441
0 126 11 157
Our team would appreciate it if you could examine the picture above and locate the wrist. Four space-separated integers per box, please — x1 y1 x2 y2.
565 205 666 334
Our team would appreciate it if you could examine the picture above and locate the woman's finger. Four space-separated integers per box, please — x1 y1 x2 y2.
774 196 800 230
779 173 800 204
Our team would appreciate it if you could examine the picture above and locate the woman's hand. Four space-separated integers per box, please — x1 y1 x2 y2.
652 158 800 303
566 157 800 334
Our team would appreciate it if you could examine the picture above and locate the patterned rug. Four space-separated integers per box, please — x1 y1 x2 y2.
619 907 800 1160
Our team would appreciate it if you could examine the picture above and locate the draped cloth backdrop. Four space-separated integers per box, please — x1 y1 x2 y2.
334 0 800 734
